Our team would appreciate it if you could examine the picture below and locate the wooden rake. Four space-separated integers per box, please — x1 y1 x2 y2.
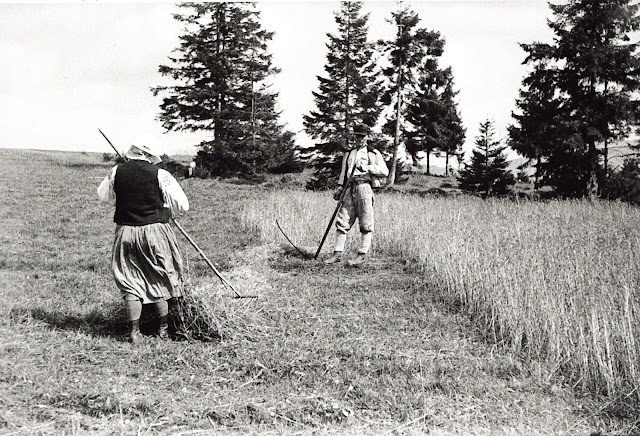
98 128 257 299
172 220 258 299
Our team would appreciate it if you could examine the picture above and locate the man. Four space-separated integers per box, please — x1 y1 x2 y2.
324 124 389 267
97 135 189 343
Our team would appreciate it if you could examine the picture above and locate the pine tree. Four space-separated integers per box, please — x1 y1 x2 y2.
152 2 299 177
405 62 465 175
509 0 640 197
458 119 515 197
379 6 443 184
303 1 383 190
439 78 466 176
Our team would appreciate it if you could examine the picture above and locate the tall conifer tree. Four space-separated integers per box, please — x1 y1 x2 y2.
440 79 466 175
152 2 298 177
458 119 515 196
379 6 444 184
509 0 640 197
303 1 383 190
405 61 465 175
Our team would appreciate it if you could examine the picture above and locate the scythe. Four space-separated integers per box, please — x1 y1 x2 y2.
276 161 358 261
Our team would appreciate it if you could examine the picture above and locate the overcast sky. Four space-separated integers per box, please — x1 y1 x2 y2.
0 1 553 159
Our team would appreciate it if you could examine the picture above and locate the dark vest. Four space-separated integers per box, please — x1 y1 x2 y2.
113 160 171 226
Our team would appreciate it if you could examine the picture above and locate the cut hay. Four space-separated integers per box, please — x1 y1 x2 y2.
173 248 273 342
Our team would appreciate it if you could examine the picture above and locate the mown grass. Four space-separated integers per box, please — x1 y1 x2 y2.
242 186 640 408
0 148 637 434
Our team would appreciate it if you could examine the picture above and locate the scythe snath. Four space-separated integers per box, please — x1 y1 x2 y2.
277 159 358 261
276 219 314 259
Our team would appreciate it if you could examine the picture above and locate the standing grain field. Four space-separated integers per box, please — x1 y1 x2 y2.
242 189 640 402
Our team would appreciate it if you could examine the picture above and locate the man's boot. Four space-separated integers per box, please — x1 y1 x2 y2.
128 319 141 344
324 251 343 265
347 252 366 267
157 315 169 339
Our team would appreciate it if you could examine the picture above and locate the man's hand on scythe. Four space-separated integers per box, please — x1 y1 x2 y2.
332 187 343 201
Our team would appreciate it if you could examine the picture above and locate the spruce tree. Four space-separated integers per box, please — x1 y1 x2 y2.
379 6 443 184
458 119 515 197
439 78 466 176
508 49 564 188
405 62 465 175
303 1 383 190
509 0 640 197
603 157 640 204
152 2 299 177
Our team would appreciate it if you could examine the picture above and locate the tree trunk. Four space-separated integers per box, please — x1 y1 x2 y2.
426 151 431 175
587 140 598 199
388 85 402 185
214 6 226 145
251 50 256 150
445 152 450 176
344 9 352 150
587 76 598 199
604 138 609 178
387 24 404 186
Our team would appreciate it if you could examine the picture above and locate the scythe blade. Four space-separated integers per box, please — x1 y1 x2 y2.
276 220 313 259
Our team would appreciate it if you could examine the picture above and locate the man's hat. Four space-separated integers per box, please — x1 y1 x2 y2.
352 123 370 137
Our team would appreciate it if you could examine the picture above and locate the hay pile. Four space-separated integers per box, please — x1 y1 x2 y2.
172 248 272 342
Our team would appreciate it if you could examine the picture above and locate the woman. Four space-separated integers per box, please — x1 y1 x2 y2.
97 135 189 343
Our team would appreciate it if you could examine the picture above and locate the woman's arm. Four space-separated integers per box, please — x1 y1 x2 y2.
158 169 189 217
96 166 117 203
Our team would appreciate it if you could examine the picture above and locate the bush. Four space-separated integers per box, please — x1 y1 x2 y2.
602 158 640 205
158 154 188 179
305 169 338 191
102 153 125 164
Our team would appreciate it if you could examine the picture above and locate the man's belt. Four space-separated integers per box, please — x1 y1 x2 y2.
350 180 371 190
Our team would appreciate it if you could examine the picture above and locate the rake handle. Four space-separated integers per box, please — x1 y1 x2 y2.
98 128 124 160
172 218 242 298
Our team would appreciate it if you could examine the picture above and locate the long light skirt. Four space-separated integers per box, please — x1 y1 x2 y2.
112 223 184 303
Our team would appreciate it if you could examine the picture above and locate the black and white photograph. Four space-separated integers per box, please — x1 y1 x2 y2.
1 1 639 434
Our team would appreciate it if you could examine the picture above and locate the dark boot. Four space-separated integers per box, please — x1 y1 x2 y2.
347 252 367 267
324 251 343 265
128 319 141 344
157 315 168 339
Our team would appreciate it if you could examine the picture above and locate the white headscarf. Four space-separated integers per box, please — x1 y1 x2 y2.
125 134 162 164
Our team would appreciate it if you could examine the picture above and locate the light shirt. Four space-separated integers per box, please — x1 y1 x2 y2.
97 160 189 218
338 145 389 187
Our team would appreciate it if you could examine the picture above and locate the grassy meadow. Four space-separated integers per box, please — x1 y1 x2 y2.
0 148 638 435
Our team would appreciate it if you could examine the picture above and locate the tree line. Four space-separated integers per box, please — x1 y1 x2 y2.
153 1 640 202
